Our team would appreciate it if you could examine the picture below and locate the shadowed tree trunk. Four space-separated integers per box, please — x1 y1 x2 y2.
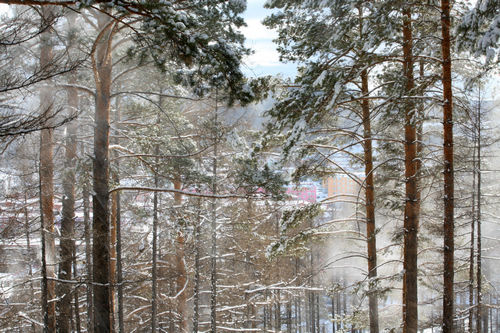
192 196 201 333
476 92 482 333
83 161 93 333
113 105 125 333
440 0 455 331
73 242 82 333
174 178 188 332
23 191 36 333
210 98 218 333
39 6 56 332
57 81 78 332
109 183 117 331
469 128 476 333
92 12 117 333
57 9 79 330
151 148 159 332
115 186 124 333
402 4 419 333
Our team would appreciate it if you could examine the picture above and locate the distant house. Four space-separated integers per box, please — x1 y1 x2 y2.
322 175 364 202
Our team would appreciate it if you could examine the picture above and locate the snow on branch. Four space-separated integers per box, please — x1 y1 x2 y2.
110 186 249 199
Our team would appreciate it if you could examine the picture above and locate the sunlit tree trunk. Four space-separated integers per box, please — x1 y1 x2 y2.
440 0 455 331
361 67 379 333
402 4 419 333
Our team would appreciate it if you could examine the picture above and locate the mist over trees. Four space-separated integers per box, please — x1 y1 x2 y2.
0 0 499 332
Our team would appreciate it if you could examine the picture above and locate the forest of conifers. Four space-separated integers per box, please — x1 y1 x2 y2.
0 0 499 332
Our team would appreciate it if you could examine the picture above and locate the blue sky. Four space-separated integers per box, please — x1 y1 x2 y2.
241 0 297 78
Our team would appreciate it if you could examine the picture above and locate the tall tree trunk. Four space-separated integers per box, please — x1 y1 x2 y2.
297 291 302 333
331 295 335 333
287 300 292 333
83 166 93 332
109 96 123 331
441 0 455 332
24 193 36 333
342 286 347 329
57 10 79 331
476 95 482 333
337 290 341 331
112 99 124 333
151 143 160 332
402 4 419 333
469 129 476 333
263 290 268 333
92 13 116 332
210 97 218 333
316 293 320 332
115 188 124 333
276 290 282 332
39 6 56 332
109 187 117 331
193 197 201 333
73 245 82 333
57 82 78 332
174 178 188 332
361 68 379 333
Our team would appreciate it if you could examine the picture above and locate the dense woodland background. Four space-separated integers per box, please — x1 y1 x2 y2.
0 0 500 332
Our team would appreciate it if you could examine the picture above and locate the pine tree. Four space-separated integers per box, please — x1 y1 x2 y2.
458 0 500 64
263 1 397 330
440 0 455 331
38 6 57 332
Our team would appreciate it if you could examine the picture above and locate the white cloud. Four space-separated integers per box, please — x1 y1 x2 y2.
244 41 281 67
241 18 277 41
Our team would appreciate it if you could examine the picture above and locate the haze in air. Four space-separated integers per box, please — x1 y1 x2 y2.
0 0 499 332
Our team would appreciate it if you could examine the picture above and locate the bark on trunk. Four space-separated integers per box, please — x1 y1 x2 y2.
441 1 455 332
193 198 201 333
92 13 115 333
361 68 379 333
112 101 124 333
57 83 78 333
73 244 82 333
24 194 36 333
109 190 117 331
39 6 56 332
115 188 124 333
476 97 482 333
210 101 218 333
469 134 476 333
151 146 159 332
402 5 419 333
174 179 188 332
83 170 93 333
331 295 335 333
